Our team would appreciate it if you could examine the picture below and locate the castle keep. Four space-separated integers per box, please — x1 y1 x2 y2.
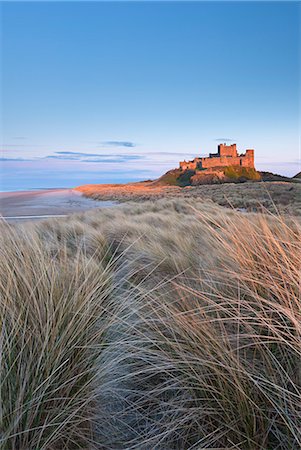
179 143 255 171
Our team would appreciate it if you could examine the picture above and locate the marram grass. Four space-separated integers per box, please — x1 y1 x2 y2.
0 199 300 449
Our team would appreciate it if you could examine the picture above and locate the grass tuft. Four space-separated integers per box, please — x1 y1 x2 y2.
1 199 300 448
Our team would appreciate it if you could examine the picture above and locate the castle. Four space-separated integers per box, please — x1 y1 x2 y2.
179 143 255 171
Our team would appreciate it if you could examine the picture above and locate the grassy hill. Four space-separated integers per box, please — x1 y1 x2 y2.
156 168 195 186
157 166 261 186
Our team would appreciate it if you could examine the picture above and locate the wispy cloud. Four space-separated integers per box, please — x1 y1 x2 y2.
2 144 44 148
46 151 144 163
0 157 33 161
257 160 301 166
147 151 207 157
215 138 235 142
0 150 205 164
2 145 24 148
100 141 137 148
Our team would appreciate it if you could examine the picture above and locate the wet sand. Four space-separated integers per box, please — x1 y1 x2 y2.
0 189 116 221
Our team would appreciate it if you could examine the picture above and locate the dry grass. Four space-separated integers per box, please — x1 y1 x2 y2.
76 180 301 215
1 199 300 448
0 224 116 449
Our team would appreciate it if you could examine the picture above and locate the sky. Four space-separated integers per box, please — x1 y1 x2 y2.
1 1 300 191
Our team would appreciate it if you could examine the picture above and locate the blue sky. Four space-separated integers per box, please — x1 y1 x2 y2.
1 1 300 190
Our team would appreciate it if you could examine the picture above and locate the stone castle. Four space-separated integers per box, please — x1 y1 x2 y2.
179 143 255 171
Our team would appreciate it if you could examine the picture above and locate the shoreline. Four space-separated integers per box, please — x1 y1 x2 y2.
0 188 117 222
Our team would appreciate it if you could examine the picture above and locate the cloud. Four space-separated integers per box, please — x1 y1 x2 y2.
257 160 301 166
0 157 33 161
85 159 123 163
100 141 137 148
215 138 235 142
2 144 25 148
0 150 204 165
147 151 207 157
0 150 145 164
55 151 112 157
46 151 145 163
2 144 44 148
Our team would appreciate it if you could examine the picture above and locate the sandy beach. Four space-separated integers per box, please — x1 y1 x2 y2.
0 189 116 221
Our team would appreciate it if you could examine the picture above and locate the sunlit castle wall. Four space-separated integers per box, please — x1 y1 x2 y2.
179 145 255 171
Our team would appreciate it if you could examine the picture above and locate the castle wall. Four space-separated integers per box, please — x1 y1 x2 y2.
180 161 198 170
242 149 254 168
200 156 241 168
200 153 254 169
179 158 201 171
179 145 255 171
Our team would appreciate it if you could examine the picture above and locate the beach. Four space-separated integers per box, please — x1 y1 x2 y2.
0 189 116 221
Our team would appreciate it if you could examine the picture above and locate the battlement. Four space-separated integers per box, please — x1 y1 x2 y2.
179 143 255 171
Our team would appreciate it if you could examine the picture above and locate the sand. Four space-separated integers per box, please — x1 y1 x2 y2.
0 189 116 221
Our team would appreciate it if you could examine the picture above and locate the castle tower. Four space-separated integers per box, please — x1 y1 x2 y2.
218 143 237 158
